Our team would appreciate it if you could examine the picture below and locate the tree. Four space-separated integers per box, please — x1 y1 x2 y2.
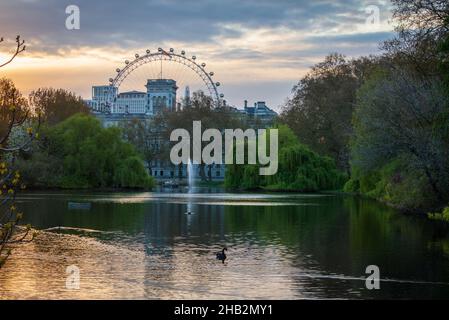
120 117 169 174
166 91 245 180
29 88 90 126
0 36 37 268
122 90 245 182
225 125 346 191
0 78 29 144
17 114 155 189
391 0 449 39
341 0 449 212
280 54 380 171
382 0 449 77
348 68 449 210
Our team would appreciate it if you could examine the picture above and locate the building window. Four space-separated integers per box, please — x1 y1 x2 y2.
160 170 163 176
216 171 221 177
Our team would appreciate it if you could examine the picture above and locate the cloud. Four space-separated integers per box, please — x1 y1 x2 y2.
1 0 393 53
0 0 395 107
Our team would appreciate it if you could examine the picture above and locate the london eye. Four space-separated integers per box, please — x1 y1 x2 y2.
98 48 224 113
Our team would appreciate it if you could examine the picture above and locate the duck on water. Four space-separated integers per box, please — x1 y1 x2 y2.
216 247 227 263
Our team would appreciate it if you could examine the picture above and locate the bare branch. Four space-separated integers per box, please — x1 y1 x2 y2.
0 35 26 69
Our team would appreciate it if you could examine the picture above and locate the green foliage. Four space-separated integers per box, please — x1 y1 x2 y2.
428 206 449 223
17 114 155 189
114 156 155 188
225 125 347 191
343 178 359 193
348 156 439 211
349 66 449 211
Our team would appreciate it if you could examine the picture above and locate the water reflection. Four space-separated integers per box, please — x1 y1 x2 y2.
1 190 449 299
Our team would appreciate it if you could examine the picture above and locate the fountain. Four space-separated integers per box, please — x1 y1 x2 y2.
187 158 195 192
186 158 194 215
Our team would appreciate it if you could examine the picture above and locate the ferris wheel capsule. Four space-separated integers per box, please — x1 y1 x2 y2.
220 94 224 98
192 55 196 60
135 53 139 58
125 60 129 64
158 48 162 52
181 50 185 55
109 78 113 82
215 82 220 87
169 48 174 53
201 63 206 67
209 72 214 76
116 68 120 72
146 49 150 54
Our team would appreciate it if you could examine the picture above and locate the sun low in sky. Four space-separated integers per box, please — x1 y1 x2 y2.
0 0 394 110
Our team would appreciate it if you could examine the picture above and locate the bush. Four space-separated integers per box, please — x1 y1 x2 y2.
348 155 438 211
428 206 449 223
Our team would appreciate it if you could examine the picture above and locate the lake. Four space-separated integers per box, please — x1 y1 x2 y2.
1 188 449 299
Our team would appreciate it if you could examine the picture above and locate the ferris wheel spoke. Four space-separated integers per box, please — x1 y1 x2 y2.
105 49 222 113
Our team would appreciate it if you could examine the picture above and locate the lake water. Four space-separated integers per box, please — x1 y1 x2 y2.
1 189 449 299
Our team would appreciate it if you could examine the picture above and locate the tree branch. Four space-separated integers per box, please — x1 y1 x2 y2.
0 35 26 69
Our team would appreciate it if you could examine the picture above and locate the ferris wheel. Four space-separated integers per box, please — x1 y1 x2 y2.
101 48 224 113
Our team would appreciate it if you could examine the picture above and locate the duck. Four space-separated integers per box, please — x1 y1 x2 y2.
216 247 227 263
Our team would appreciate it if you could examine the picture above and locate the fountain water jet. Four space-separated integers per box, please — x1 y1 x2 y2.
186 158 194 215
187 158 195 192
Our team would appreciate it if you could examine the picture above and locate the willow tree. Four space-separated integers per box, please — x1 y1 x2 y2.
225 125 346 191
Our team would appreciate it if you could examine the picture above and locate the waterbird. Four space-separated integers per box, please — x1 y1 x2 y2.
216 247 227 263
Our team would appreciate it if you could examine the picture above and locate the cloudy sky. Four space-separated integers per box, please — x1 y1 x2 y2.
0 0 395 110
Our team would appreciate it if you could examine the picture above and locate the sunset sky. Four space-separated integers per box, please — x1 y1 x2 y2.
0 0 395 111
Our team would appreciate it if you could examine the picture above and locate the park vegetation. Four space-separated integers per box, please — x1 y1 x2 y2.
16 114 155 189
277 0 449 215
225 125 346 191
0 81 155 191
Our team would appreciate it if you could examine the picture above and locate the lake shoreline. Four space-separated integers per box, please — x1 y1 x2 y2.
19 185 439 219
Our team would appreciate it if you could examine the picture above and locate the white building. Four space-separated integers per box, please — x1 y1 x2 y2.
114 91 147 114
87 79 176 114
